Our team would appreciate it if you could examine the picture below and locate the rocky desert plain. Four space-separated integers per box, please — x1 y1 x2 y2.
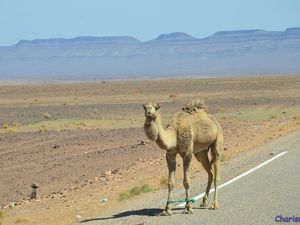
0 75 300 225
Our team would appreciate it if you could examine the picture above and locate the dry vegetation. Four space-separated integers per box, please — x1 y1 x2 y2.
159 176 168 188
0 211 3 225
15 217 28 224
119 184 153 201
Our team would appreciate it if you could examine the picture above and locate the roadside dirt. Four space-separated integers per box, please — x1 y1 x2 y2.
0 76 300 225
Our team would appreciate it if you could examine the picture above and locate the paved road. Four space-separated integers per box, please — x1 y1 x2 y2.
76 130 300 225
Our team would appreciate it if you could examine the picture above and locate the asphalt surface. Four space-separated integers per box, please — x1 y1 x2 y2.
75 130 300 225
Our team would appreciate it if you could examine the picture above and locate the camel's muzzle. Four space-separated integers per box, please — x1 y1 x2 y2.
145 110 156 119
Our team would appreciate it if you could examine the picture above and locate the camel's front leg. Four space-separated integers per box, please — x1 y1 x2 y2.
182 152 193 214
162 153 177 216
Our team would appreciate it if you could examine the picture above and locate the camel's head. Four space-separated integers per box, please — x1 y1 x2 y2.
143 102 160 119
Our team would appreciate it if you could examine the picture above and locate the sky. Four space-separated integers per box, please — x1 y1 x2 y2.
0 0 300 46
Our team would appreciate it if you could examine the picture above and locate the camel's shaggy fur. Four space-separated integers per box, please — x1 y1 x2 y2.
143 99 223 215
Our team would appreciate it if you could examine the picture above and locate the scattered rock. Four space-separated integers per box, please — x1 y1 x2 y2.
76 214 82 222
105 171 112 176
9 202 16 208
52 144 60 149
100 198 108 203
138 140 147 146
137 222 149 225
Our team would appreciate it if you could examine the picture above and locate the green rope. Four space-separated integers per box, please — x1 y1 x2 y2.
167 198 196 203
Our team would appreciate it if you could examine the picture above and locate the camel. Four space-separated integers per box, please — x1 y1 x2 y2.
143 99 223 215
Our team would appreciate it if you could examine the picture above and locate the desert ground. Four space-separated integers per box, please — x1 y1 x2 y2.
0 76 300 225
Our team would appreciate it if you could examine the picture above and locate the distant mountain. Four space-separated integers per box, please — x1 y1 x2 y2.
0 28 300 80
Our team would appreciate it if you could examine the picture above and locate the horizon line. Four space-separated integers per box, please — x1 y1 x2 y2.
2 26 300 47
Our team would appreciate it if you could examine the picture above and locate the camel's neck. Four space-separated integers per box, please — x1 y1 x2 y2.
144 114 177 150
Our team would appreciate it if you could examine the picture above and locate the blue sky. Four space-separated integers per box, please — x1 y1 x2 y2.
0 0 300 46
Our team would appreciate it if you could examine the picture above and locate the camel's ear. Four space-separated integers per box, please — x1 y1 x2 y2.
155 103 161 110
143 104 146 110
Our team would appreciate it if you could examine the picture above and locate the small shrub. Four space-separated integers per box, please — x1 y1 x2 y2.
232 96 241 101
140 184 152 192
4 127 17 133
2 124 9 129
169 94 177 98
119 190 130 201
15 217 28 223
220 154 228 162
130 186 141 196
270 115 277 120
43 112 52 120
119 184 152 201
39 125 48 132
74 122 87 129
293 115 300 121
12 121 21 127
216 107 223 113
78 122 87 127
160 176 168 187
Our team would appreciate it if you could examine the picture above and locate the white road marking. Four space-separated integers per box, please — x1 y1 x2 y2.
177 151 288 207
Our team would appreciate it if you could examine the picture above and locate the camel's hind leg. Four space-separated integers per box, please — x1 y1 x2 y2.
194 150 213 207
210 138 222 210
162 152 177 216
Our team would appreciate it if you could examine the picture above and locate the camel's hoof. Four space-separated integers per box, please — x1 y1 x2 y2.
183 208 193 214
161 209 172 216
209 202 219 210
200 203 208 207
200 198 209 207
183 204 193 214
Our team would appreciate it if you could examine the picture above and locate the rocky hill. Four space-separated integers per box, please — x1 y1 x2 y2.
0 28 300 79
